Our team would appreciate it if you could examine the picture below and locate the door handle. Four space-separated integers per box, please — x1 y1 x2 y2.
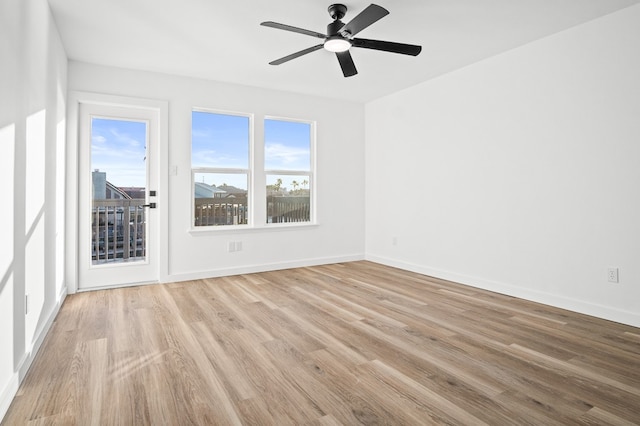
142 203 156 209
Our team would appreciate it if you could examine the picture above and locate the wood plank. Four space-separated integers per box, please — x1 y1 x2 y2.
3 261 640 425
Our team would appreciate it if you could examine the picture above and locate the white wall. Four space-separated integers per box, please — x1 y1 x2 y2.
0 0 68 419
67 62 365 285
365 5 640 327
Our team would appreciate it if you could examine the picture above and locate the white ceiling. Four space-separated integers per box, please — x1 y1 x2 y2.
47 0 640 103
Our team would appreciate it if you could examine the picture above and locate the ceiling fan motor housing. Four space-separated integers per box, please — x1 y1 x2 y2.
327 4 347 20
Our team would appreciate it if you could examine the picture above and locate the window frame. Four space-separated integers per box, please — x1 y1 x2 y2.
190 108 253 230
189 109 317 232
264 116 316 226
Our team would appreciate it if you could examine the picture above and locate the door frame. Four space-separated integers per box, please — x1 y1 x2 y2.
66 92 169 293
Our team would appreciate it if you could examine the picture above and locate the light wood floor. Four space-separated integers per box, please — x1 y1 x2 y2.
4 261 640 425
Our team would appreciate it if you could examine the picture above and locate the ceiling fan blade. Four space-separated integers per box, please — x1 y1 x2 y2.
269 44 324 65
352 38 422 56
336 51 358 77
339 4 389 37
260 21 326 39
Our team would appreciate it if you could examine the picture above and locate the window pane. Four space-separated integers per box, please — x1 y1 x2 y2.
266 174 310 224
194 172 248 226
91 118 148 264
91 118 147 188
265 119 310 171
192 111 249 168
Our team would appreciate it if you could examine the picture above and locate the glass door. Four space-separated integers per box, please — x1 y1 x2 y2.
78 103 159 289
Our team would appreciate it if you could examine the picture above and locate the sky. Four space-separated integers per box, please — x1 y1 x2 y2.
264 118 311 171
90 113 312 191
91 118 147 187
192 112 311 191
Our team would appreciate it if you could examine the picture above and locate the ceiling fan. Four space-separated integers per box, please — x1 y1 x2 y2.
261 3 422 78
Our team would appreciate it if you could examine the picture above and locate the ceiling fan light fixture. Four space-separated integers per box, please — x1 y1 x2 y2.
324 37 351 52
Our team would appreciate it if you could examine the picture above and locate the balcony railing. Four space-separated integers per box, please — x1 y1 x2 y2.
267 195 310 223
195 197 249 226
193 195 310 226
92 199 146 264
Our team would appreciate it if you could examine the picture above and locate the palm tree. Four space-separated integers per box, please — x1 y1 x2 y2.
301 179 309 189
267 178 284 194
291 180 299 193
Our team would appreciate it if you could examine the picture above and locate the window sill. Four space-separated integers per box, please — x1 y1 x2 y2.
188 222 319 236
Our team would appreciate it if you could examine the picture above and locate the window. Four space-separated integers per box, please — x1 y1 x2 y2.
191 111 314 229
192 110 250 227
265 118 313 224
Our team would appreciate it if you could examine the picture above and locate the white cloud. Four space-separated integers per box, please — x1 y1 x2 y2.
192 149 218 165
192 149 246 168
265 143 308 168
110 128 142 148
191 129 211 139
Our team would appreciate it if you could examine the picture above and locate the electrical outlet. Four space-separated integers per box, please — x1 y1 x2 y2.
228 241 243 253
607 268 619 283
392 236 398 246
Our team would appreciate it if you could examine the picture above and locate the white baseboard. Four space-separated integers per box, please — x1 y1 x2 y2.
18 286 68 379
167 254 365 283
366 254 640 328
0 285 67 423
